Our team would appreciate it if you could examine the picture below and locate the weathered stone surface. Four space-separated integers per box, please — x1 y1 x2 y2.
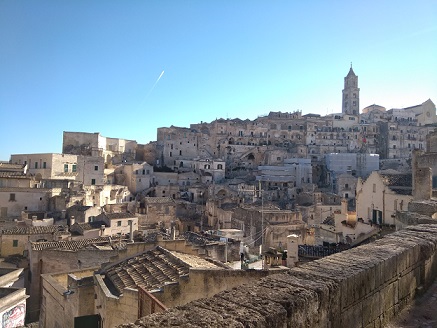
118 224 437 328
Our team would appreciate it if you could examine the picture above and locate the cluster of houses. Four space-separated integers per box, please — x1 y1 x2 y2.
1 67 437 327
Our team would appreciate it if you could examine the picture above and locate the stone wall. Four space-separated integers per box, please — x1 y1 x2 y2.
119 224 437 328
40 269 97 328
408 200 437 217
94 266 284 328
147 268 280 316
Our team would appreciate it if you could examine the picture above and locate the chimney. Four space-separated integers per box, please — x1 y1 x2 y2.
70 216 75 226
341 198 348 214
100 225 106 236
128 220 134 243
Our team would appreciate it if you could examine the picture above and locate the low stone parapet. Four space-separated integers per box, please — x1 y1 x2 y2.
118 224 437 328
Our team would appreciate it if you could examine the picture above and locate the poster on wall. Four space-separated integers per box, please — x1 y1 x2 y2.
1 303 25 328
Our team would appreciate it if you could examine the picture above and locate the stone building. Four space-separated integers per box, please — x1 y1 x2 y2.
39 246 280 328
9 152 106 187
94 212 138 237
0 225 68 257
342 66 360 116
27 236 134 322
66 205 102 224
114 162 154 194
0 186 56 219
118 225 437 328
137 197 176 230
356 170 413 225
63 131 138 165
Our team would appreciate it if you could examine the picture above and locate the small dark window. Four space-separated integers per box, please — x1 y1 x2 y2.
9 193 15 201
117 221 121 227
94 165 98 171
13 240 18 247
91 179 96 185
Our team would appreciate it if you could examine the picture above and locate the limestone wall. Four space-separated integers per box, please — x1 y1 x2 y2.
119 224 437 328
151 268 278 313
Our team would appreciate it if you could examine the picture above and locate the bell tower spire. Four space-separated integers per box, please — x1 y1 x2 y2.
342 65 360 116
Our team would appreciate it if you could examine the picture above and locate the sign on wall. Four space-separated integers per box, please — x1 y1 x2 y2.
0 303 25 328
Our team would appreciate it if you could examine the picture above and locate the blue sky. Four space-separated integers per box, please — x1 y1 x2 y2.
1 1 436 161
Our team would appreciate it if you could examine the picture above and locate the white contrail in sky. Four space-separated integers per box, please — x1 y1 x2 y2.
148 70 165 95
142 70 165 105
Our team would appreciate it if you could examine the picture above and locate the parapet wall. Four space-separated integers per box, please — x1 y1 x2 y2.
119 225 437 328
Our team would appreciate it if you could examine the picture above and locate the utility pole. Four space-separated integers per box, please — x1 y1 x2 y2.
225 237 228 263
259 180 265 270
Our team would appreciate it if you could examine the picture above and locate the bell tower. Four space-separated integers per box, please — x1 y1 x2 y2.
342 64 360 116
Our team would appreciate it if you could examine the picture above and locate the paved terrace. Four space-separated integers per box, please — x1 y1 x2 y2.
118 224 437 328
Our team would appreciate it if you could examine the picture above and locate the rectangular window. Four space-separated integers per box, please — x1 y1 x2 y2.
35 162 38 169
72 164 77 172
91 179 96 185
9 193 15 201
94 165 98 171
13 240 18 247
146 170 150 174
64 164 68 172
117 221 121 227
43 162 47 169
142 169 145 175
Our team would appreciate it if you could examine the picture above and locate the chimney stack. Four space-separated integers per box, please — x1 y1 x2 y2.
128 220 134 243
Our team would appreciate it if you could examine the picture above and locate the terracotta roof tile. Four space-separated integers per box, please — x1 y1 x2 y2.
30 236 122 251
1 225 67 235
105 212 137 219
144 197 175 204
100 246 221 295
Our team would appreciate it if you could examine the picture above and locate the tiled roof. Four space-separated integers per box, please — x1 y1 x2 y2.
100 246 220 295
183 231 220 245
30 236 124 251
379 172 412 195
0 172 29 178
380 173 412 187
144 197 175 204
0 163 25 171
1 225 67 235
75 221 106 230
105 212 137 219
68 205 92 212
